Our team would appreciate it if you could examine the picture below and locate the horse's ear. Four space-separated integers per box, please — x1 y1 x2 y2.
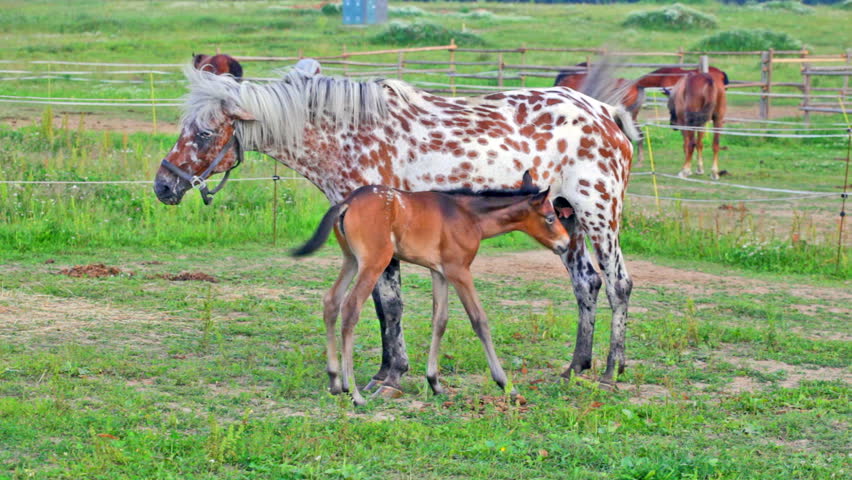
223 99 256 121
530 186 551 206
521 170 534 189
192 53 206 69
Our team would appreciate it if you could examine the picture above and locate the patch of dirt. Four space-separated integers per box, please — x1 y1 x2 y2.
470 250 851 302
1 112 179 135
0 290 167 345
59 264 126 278
153 272 218 283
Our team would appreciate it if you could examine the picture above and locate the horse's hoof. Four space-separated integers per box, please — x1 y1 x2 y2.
371 384 404 400
696 169 704 175
597 378 618 392
711 172 720 180
351 392 368 406
678 170 691 179
363 379 384 392
430 383 445 396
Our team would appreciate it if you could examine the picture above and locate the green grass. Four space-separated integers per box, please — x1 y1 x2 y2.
1 2 850 478
0 246 849 479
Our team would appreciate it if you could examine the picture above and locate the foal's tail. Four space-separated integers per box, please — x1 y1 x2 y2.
291 204 346 257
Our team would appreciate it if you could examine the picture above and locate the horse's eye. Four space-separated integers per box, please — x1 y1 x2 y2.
546 215 556 225
197 131 213 140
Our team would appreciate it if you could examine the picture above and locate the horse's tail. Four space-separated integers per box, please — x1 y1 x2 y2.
291 203 347 257
612 104 641 143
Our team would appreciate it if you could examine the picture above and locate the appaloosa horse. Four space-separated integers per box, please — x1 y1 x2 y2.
668 71 727 179
292 171 571 405
154 66 639 394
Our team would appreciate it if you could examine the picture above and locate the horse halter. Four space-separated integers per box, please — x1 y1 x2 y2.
160 135 243 205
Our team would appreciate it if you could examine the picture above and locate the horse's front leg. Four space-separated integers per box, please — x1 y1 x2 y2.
363 259 410 394
695 130 706 175
560 233 603 379
679 130 695 178
426 270 450 395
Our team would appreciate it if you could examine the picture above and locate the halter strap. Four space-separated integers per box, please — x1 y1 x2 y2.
160 136 243 205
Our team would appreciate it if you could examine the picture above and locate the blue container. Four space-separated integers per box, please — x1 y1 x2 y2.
343 0 388 25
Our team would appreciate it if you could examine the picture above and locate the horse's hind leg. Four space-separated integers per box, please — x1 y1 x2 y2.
364 259 410 393
323 254 358 395
559 232 603 379
593 238 633 385
426 270 450 395
711 114 723 180
447 267 515 397
341 263 390 406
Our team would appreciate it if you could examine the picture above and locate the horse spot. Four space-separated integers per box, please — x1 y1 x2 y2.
542 171 550 180
484 93 506 101
515 103 528 124
579 189 590 196
487 150 498 159
533 156 542 167
521 142 530 154
598 148 613 159
520 125 536 137
461 161 474 170
597 161 609 174
595 203 605 210
513 159 523 170
579 179 590 187
477 138 488 145
533 113 553 127
581 125 593 134
435 174 446 184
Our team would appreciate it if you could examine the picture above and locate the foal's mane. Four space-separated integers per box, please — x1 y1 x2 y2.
436 185 544 215
181 66 417 152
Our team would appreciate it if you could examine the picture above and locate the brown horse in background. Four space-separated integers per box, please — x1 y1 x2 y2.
192 53 243 79
292 172 570 405
636 66 729 92
668 72 727 179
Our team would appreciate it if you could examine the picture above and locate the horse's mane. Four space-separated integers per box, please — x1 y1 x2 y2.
181 66 418 152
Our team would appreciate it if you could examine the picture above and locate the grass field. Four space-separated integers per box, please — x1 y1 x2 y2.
1 1 850 479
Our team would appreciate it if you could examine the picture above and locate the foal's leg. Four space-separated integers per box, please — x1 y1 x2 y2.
364 259 410 392
560 232 603 379
593 238 633 385
340 264 388 406
426 270 450 395
447 268 515 396
323 255 358 394
711 115 723 180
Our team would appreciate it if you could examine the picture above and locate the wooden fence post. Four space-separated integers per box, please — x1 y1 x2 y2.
802 64 812 125
449 38 456 97
342 44 348 77
677 46 685 64
699 55 709 73
760 49 773 120
844 48 851 97
397 51 404 80
520 44 527 89
497 52 504 88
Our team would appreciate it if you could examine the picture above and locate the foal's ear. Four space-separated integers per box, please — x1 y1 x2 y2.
223 99 256 121
530 186 551 206
521 169 535 189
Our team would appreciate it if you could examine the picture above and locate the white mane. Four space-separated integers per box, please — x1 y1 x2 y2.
181 65 418 152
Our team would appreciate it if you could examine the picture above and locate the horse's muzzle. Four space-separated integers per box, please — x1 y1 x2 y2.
153 171 189 205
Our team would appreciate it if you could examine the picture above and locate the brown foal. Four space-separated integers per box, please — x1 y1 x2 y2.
293 172 571 405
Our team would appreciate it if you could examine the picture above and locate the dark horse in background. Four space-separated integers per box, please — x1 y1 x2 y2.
554 62 646 163
193 53 243 79
668 72 727 179
636 66 729 92
154 61 639 397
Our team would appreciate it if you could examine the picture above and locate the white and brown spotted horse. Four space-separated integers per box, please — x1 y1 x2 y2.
153 66 639 393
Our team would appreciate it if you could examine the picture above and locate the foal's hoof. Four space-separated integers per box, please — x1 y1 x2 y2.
678 169 692 179
363 379 384 393
371 384 404 400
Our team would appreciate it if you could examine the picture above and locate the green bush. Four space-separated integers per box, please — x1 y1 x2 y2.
622 4 718 31
370 21 484 47
693 29 804 51
389 5 427 17
748 1 814 15
838 0 852 9
320 3 341 16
